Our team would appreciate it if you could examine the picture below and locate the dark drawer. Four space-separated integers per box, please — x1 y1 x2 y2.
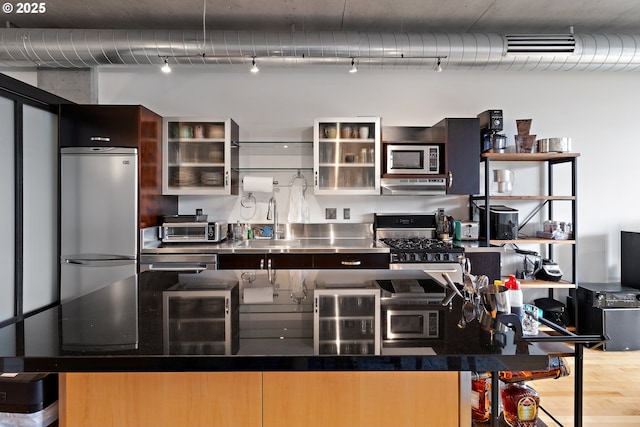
313 253 389 269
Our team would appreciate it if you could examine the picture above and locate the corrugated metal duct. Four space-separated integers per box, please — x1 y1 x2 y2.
1 29 640 71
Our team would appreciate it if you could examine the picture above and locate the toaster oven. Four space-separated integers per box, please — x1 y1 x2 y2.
161 221 228 243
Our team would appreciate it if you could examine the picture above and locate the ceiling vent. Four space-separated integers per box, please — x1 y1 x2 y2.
505 34 576 55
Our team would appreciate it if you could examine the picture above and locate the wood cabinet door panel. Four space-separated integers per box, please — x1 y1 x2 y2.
60 372 262 427
263 371 459 427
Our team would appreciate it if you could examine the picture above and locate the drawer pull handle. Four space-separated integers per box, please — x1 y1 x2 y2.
90 136 111 142
341 260 361 266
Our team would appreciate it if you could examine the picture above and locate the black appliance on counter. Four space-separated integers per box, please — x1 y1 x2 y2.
478 109 504 152
577 283 640 351
373 213 464 268
0 373 58 414
534 297 567 327
479 205 518 240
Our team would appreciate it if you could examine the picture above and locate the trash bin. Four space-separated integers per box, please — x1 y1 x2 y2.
0 373 58 427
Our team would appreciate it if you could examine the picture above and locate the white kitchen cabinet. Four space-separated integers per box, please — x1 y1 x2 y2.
162 117 239 195
314 117 381 195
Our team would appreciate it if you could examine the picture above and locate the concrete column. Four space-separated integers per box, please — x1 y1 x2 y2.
36 68 97 104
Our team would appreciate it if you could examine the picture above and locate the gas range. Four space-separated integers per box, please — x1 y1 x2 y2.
373 213 464 269
378 237 464 263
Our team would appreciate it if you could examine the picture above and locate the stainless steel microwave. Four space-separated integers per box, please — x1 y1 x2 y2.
385 144 440 175
384 308 440 340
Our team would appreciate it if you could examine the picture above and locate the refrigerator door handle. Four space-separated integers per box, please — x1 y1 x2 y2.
63 255 136 267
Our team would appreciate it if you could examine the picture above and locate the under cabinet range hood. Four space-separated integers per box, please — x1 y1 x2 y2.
380 177 447 196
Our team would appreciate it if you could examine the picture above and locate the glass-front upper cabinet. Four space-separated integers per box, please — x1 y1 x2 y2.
162 117 239 195
314 117 381 195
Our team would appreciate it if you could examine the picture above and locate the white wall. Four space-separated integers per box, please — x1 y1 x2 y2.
97 65 640 285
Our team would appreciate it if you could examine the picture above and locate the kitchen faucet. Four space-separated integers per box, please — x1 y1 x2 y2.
266 195 279 239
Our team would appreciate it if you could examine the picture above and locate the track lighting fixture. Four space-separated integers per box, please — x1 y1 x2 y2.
250 57 259 73
434 58 442 73
349 58 358 73
161 57 171 73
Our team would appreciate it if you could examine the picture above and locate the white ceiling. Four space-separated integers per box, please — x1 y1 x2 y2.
5 0 640 34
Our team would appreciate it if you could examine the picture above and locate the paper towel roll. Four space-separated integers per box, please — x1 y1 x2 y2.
244 287 274 304
243 176 274 193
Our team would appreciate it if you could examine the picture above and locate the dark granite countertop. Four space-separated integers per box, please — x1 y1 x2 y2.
0 272 551 373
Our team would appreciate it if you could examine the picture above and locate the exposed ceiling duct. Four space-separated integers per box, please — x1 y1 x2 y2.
1 29 640 71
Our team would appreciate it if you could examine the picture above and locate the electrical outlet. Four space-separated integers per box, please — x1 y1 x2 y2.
325 208 337 220
343 208 351 220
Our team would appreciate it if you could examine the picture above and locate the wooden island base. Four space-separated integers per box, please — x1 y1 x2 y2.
59 371 461 427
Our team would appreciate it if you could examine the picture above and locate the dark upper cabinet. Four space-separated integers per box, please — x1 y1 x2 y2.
382 118 479 195
59 104 148 148
429 117 480 195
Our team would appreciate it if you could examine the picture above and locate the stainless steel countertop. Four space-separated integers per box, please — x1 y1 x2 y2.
142 238 390 254
140 224 390 255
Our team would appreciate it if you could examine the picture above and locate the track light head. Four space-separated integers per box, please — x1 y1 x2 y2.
349 58 358 73
161 58 171 73
434 58 442 73
250 57 259 73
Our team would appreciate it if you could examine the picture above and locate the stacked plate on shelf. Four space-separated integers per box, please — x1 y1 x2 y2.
201 171 223 186
171 169 198 186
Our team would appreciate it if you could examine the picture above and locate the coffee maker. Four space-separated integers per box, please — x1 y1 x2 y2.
478 109 504 152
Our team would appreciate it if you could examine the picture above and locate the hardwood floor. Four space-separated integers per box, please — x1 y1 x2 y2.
530 346 640 426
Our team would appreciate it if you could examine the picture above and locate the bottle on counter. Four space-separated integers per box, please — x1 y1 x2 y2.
471 372 491 422
233 221 243 241
498 356 570 383
505 275 523 319
500 381 539 427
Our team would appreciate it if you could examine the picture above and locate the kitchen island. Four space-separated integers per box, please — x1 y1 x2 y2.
0 271 556 427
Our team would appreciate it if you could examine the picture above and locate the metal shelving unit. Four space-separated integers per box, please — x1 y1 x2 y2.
470 152 579 294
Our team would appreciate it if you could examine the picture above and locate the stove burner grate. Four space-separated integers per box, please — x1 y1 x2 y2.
379 237 461 251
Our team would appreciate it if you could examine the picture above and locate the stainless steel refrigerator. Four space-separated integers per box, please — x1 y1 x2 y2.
60 147 139 301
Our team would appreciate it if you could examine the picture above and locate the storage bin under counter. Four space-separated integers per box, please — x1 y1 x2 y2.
163 281 240 355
